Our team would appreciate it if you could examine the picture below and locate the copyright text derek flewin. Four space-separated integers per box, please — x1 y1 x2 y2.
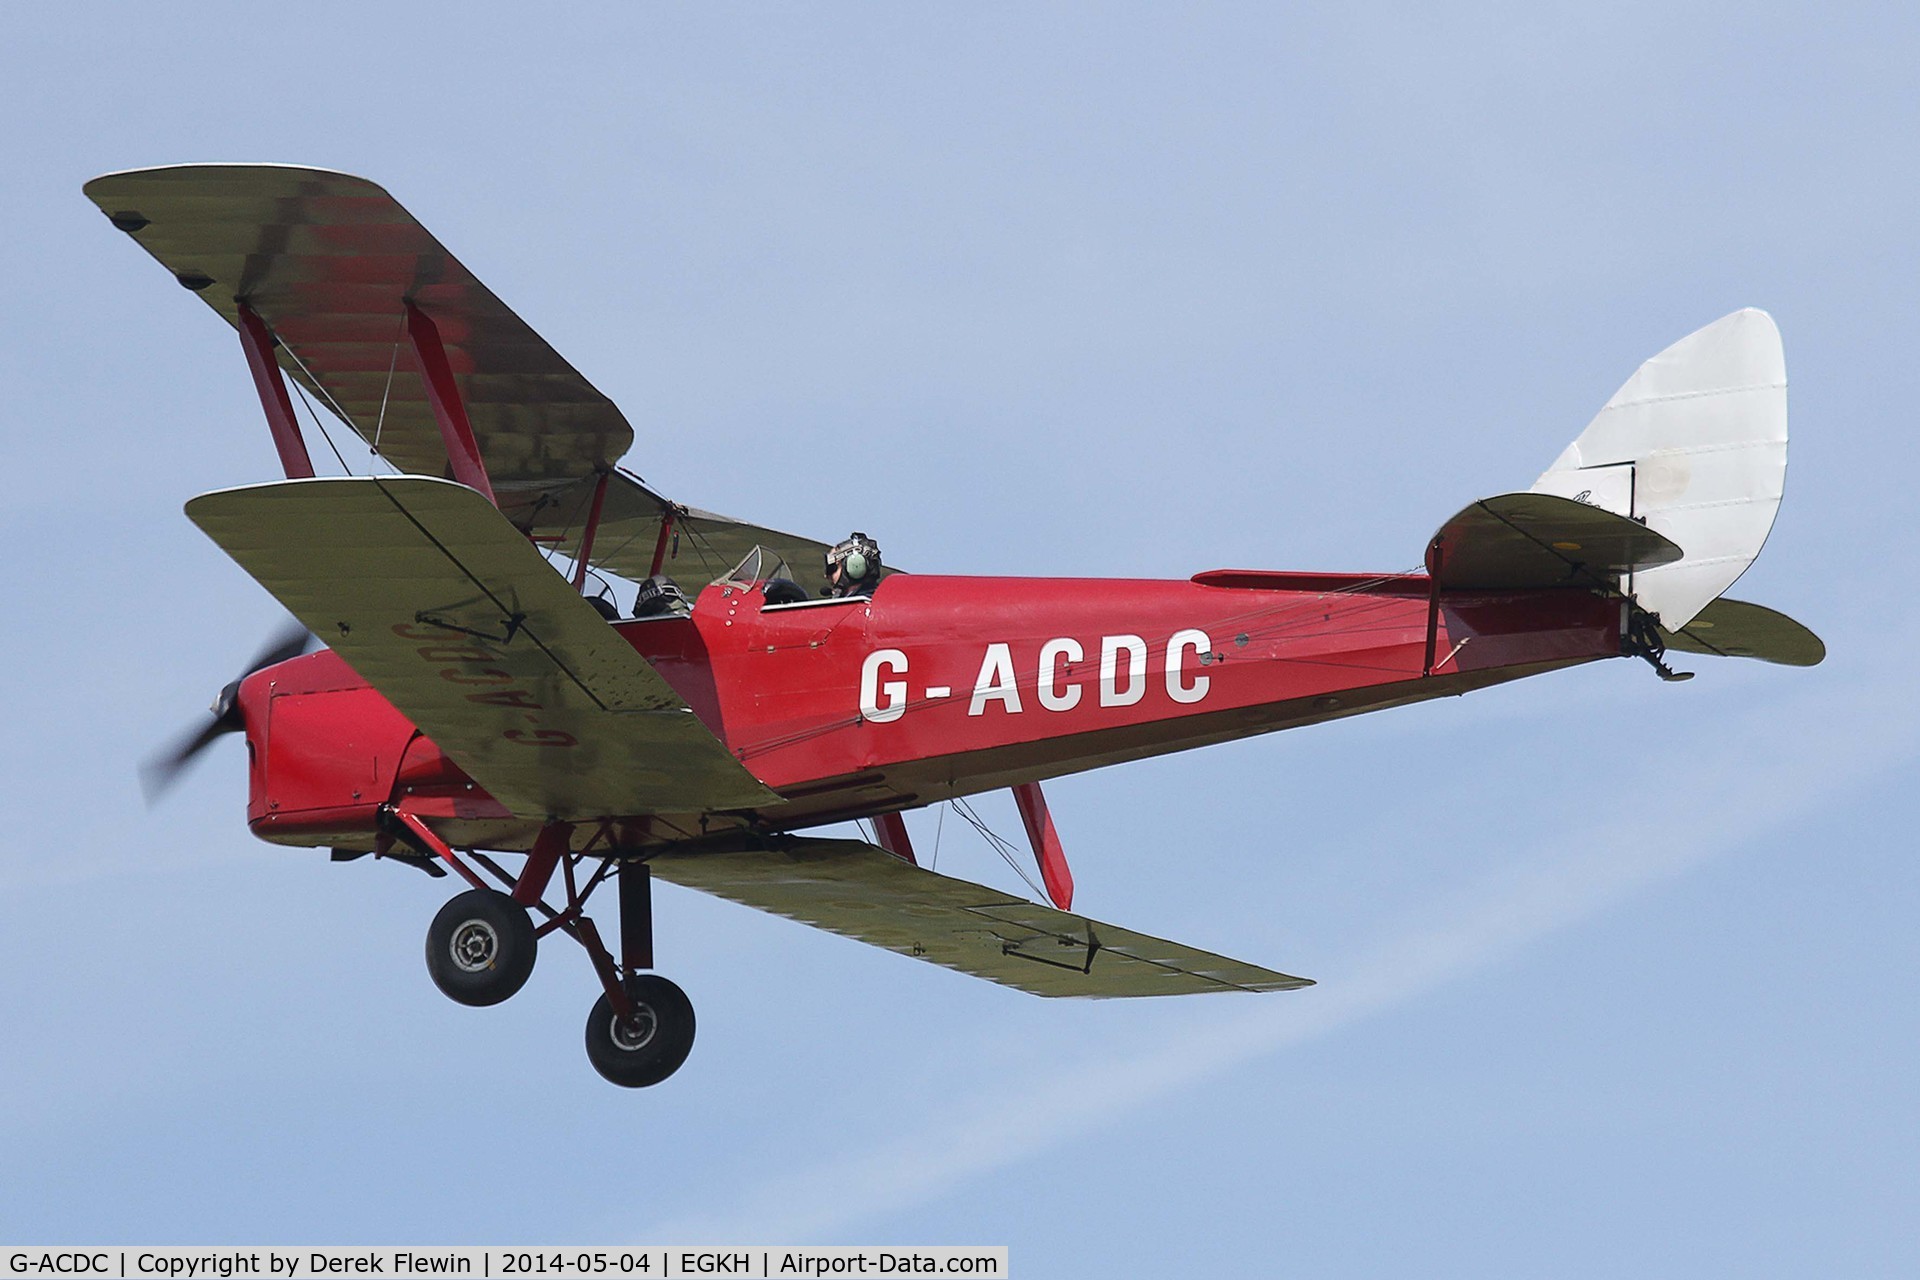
2 1248 1008 1279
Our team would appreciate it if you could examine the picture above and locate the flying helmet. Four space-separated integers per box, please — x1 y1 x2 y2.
825 531 882 594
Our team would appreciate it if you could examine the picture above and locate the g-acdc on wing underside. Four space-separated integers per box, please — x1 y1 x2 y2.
653 839 1313 997
186 476 780 818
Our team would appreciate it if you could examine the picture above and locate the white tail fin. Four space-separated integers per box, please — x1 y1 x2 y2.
1529 309 1787 630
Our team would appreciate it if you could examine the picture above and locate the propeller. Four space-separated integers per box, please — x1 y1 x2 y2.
140 620 315 803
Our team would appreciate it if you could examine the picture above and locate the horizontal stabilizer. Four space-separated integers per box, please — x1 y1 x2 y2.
1433 492 1681 591
652 838 1312 998
1659 597 1825 667
186 476 780 818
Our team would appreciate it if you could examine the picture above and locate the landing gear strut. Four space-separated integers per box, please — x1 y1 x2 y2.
390 810 697 1086
571 860 696 1088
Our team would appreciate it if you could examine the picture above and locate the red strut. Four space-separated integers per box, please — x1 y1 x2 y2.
1012 782 1074 911
648 507 679 578
572 471 611 592
873 812 917 865
405 301 496 506
514 822 570 905
235 303 316 480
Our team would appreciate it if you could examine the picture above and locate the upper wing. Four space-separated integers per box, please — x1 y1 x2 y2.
85 164 867 588
652 838 1312 997
527 470 847 588
85 164 630 487
186 475 780 818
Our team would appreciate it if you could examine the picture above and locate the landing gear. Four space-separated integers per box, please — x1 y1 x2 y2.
573 859 694 1087
585 974 696 1088
392 809 696 1086
425 888 537 1006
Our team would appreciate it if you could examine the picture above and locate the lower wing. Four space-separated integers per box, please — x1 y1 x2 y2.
653 837 1312 998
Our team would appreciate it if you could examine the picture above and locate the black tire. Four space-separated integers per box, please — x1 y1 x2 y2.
584 975 696 1087
425 889 537 1007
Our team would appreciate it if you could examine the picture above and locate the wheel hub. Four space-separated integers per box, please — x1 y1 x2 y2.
451 919 500 972
610 1005 658 1051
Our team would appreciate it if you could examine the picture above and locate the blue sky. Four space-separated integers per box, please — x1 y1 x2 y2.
2 4 1915 1274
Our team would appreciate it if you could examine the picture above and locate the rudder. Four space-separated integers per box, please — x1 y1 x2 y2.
1529 309 1787 630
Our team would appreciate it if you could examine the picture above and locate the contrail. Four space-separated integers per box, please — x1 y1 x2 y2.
640 661 1913 1243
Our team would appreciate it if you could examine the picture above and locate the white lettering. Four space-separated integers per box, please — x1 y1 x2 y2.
1166 628 1211 703
1099 634 1147 707
860 649 909 722
1037 637 1083 711
969 642 1024 715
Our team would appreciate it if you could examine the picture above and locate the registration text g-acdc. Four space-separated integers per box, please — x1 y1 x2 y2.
9 1257 112 1277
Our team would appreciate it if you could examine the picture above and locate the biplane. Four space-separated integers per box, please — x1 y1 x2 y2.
91 164 1823 1087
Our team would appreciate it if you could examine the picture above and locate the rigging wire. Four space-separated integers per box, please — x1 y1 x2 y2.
536 477 600 574
370 309 407 457
931 801 945 872
289 379 353 475
678 518 751 577
272 337 363 446
952 796 1047 900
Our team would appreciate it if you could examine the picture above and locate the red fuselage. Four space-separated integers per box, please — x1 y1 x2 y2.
238 572 1623 852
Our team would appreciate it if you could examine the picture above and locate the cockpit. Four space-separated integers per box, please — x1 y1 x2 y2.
624 544 873 622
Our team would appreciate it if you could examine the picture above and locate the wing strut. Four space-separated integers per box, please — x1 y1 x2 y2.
235 303 316 480
872 812 917 865
648 504 680 577
405 301 497 505
1012 782 1074 911
570 470 612 592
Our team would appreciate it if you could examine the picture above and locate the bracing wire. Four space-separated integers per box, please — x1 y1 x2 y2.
536 478 600 574
371 309 407 457
289 379 353 475
951 796 1047 900
272 338 363 445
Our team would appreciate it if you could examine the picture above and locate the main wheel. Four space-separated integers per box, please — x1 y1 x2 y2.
584 975 696 1087
425 889 537 1006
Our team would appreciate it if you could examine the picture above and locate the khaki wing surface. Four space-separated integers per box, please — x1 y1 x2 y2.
652 838 1312 997
186 475 780 818
86 164 865 589
1660 597 1826 667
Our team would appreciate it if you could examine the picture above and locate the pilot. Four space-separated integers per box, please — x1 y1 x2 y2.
631 573 689 618
824 532 882 598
